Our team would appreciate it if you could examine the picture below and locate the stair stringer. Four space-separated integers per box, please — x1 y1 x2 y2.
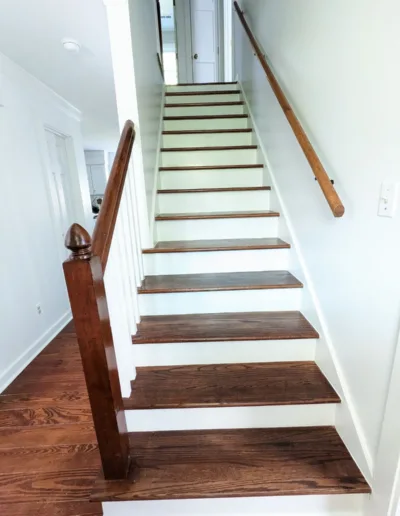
240 80 373 484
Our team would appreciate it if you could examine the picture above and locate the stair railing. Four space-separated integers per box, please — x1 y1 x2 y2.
63 120 135 480
233 1 345 218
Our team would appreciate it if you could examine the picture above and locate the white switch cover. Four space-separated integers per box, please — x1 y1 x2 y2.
378 181 398 218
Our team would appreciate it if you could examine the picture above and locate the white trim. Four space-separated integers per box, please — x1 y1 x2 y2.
149 84 166 245
0 311 72 393
240 81 373 481
223 0 233 81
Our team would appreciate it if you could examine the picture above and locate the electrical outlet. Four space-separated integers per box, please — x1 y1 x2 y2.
36 304 42 315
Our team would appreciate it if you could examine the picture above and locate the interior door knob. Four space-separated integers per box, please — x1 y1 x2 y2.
193 53 198 60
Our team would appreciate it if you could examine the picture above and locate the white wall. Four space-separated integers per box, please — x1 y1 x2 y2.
234 0 400 476
128 0 164 231
0 52 91 392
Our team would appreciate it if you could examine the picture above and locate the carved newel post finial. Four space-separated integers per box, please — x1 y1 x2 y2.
65 223 92 260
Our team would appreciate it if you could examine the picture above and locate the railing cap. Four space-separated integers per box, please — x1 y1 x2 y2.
65 223 92 260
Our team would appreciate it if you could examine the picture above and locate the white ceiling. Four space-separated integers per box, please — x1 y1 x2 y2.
0 0 119 150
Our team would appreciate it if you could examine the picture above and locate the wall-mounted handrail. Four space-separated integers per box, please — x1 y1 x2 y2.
233 2 345 218
92 120 135 269
63 120 135 480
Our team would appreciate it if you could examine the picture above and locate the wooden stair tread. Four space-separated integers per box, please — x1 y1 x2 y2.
143 237 290 254
132 311 318 344
91 427 369 501
156 210 279 221
165 101 244 107
164 114 248 120
138 271 302 294
124 362 340 410
157 186 271 194
160 164 263 171
163 129 253 134
176 81 238 85
161 145 257 152
166 90 239 96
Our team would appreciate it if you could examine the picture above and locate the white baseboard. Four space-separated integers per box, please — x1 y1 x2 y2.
0 310 72 393
239 81 373 481
149 84 166 246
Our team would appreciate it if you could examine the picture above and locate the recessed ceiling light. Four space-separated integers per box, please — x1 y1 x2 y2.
62 38 81 54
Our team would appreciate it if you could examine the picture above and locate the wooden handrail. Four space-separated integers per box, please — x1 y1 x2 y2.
233 2 345 218
62 121 135 480
92 120 135 270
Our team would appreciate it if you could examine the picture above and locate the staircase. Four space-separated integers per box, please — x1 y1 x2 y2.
89 82 370 514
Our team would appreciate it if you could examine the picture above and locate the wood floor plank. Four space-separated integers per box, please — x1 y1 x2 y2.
165 90 239 96
0 501 102 516
163 129 253 134
155 210 279 221
91 427 370 501
161 145 257 152
0 322 102 515
143 237 290 254
124 362 340 410
138 271 303 294
0 444 99 474
132 311 319 344
0 469 99 503
0 424 97 449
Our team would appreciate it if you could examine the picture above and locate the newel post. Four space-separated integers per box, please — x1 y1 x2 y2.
63 223 130 479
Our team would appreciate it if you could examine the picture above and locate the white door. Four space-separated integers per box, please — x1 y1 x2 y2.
45 130 74 257
190 0 219 83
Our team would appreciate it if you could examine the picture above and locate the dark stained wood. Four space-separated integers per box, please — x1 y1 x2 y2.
160 163 263 171
92 427 370 501
161 145 257 152
158 186 271 194
163 128 253 134
63 225 130 480
166 90 239 96
91 120 135 270
0 501 102 516
165 101 244 107
0 324 102 515
164 114 248 120
132 311 319 344
233 2 344 218
155 210 279 221
125 362 340 410
138 271 303 294
177 81 238 85
155 0 164 69
143 237 290 254
157 52 164 80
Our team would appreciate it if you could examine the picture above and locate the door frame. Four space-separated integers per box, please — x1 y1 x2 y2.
177 0 224 84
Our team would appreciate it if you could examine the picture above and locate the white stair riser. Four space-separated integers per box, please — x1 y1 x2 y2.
164 117 249 131
165 93 241 104
157 191 270 213
166 84 239 93
133 339 317 367
144 249 290 275
126 404 336 432
161 149 257 167
165 105 245 117
162 131 253 148
103 495 366 516
139 288 302 316
156 217 279 241
159 168 263 189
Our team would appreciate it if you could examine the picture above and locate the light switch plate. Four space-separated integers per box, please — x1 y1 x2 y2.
378 181 398 218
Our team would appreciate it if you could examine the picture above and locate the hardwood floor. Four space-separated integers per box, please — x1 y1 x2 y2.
143 237 291 253
0 321 102 516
